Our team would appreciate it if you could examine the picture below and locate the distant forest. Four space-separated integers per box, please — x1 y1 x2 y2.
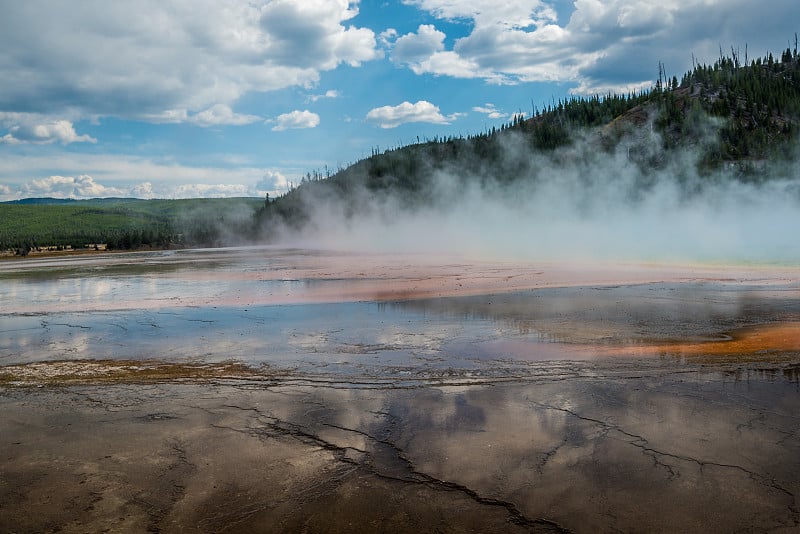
3 43 799 254
0 198 261 255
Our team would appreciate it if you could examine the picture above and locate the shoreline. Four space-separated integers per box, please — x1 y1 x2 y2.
0 243 188 261
2 247 799 313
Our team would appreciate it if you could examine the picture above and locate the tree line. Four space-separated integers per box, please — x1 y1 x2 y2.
255 42 800 238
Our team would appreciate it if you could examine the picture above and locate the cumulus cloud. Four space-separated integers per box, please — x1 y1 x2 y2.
256 170 290 193
0 114 96 145
0 147 305 201
366 100 460 128
271 110 321 131
399 0 800 94
259 0 378 69
0 151 291 201
390 24 499 80
405 0 557 27
0 1 379 121
393 1 591 84
22 175 126 199
392 24 446 63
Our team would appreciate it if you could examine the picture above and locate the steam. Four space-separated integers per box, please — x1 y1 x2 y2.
175 199 259 248
267 129 800 264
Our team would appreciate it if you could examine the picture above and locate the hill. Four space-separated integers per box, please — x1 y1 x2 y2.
0 197 262 254
255 45 800 240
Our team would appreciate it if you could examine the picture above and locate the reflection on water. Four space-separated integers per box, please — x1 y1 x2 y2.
393 284 800 341
3 365 798 532
2 247 800 532
1 247 799 370
4 292 797 370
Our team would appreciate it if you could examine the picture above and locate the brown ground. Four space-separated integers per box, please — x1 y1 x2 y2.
2 249 799 532
2 366 799 533
629 321 800 359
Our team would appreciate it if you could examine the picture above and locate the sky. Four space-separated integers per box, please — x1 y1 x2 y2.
1 0 799 201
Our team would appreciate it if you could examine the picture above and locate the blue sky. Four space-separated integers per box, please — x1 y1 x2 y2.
1 0 798 200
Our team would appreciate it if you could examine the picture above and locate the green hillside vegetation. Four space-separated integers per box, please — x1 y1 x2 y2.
255 44 800 237
0 198 262 254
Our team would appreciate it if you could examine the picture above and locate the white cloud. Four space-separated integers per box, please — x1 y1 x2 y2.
414 50 496 80
366 100 458 129
0 1 380 121
379 28 398 48
392 25 446 63
190 104 261 127
389 23 526 83
169 183 254 198
5 174 285 201
131 182 156 199
259 0 379 69
145 104 262 126
308 90 341 103
0 153 297 201
404 0 557 28
472 103 508 120
2 153 258 184
569 79 654 98
392 1 588 83
0 114 96 145
256 170 289 193
22 175 126 199
272 110 320 131
400 0 800 94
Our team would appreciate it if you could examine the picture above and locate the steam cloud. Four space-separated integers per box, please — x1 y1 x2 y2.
266 129 800 264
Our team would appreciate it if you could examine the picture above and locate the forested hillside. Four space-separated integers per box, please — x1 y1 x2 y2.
255 44 800 238
0 198 261 254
